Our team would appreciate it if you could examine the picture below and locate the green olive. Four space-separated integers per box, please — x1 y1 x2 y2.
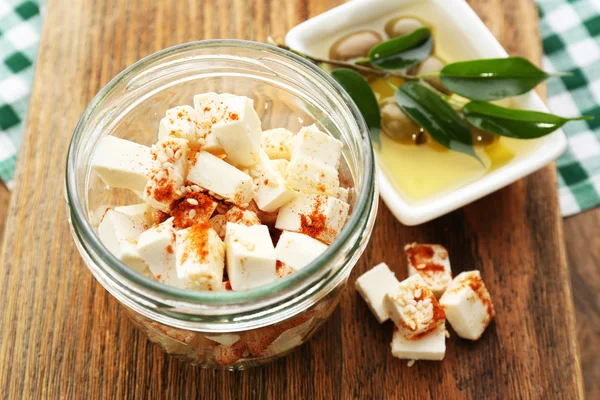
415 56 450 94
329 30 383 61
380 97 422 143
384 17 424 38
471 127 498 147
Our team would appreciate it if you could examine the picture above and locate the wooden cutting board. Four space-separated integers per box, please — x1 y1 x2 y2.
0 0 584 398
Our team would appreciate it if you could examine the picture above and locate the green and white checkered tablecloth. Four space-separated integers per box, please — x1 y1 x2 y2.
0 0 598 216
540 0 600 216
0 0 42 190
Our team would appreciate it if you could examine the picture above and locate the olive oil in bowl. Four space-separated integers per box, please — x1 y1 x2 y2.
285 0 567 224
369 76 535 203
319 2 542 204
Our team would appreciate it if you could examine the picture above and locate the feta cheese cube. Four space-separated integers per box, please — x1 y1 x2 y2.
275 193 349 244
193 92 237 154
284 156 340 196
292 124 343 169
98 209 147 272
158 105 204 146
91 136 152 191
247 200 279 226
391 324 447 361
209 206 261 239
204 334 241 347
187 151 253 207
114 203 157 230
384 274 445 339
261 128 293 160
225 223 276 291
336 187 349 203
439 271 495 340
145 320 196 354
214 340 249 365
262 317 314 357
275 231 328 271
276 261 295 279
249 151 296 212
355 263 400 323
404 243 453 298
170 192 218 230
211 95 262 167
143 138 189 212
244 313 313 356
137 218 185 288
270 159 289 176
175 223 225 291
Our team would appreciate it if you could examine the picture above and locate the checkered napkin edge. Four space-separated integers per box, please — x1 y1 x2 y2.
0 0 42 190
539 0 600 216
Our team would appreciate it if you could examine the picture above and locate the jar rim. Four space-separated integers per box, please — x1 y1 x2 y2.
65 39 375 307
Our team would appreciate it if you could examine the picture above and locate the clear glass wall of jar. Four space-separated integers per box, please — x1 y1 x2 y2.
66 40 377 369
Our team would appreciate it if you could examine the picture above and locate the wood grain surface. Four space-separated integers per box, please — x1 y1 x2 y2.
0 185 8 241
564 209 600 399
0 0 589 398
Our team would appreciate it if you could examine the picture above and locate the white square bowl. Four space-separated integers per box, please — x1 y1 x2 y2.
285 0 567 226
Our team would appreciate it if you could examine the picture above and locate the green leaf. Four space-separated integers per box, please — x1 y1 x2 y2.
439 57 552 101
395 82 480 161
462 101 592 139
331 68 381 146
368 27 433 70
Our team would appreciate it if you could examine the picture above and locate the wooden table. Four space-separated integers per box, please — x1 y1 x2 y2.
0 0 593 398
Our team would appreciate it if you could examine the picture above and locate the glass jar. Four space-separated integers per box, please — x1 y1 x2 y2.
66 40 377 369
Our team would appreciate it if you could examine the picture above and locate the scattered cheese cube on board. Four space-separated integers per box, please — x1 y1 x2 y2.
391 324 447 361
405 243 452 297
91 136 152 191
384 274 446 339
355 248 495 365
355 263 400 323
439 271 495 340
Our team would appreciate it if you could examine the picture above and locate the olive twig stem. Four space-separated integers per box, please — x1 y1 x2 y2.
354 57 372 65
415 71 441 78
438 92 468 110
383 78 400 91
268 37 417 80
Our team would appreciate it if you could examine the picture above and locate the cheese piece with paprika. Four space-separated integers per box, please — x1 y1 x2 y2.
439 271 495 340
